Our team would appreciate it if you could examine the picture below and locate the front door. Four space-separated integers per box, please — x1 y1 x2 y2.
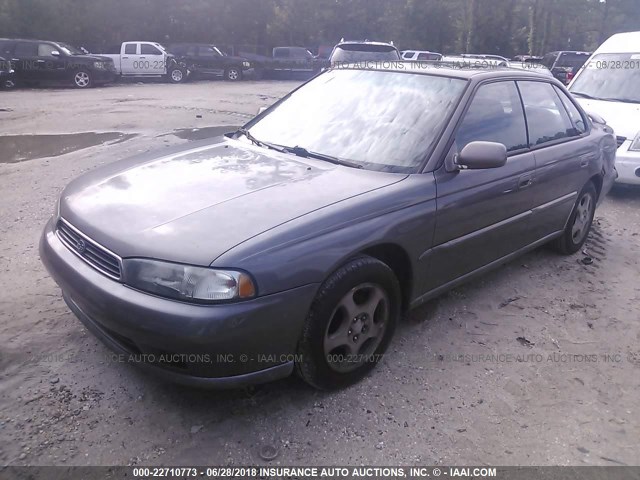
427 80 536 292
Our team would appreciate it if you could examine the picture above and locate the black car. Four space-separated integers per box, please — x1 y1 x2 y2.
0 55 16 89
541 51 591 85
0 38 117 88
167 44 251 81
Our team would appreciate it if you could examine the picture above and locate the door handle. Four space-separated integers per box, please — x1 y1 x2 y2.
122 56 129 59
519 176 533 188
139 56 146 59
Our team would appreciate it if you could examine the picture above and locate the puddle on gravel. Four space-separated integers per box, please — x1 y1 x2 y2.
165 126 240 141
0 132 136 163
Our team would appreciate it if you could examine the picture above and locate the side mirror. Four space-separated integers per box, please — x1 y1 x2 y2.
257 106 268 115
456 141 507 170
50 50 60 57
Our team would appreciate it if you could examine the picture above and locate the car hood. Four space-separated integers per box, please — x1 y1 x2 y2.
575 98 640 138
60 138 405 266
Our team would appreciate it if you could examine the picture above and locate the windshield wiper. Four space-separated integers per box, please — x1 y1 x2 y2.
284 145 363 169
235 128 287 153
571 92 599 100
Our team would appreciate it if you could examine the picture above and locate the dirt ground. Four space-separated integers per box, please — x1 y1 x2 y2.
0 80 639 468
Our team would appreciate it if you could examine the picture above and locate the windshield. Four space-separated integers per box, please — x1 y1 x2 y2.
57 43 84 56
570 53 640 103
244 69 467 173
331 45 401 63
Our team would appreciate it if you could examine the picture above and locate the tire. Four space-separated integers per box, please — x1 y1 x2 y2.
225 67 242 82
551 181 597 254
295 255 401 390
167 67 186 84
72 70 92 89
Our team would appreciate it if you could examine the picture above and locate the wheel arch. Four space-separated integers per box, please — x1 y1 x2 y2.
359 243 413 313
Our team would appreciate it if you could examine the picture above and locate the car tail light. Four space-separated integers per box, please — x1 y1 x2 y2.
566 71 575 82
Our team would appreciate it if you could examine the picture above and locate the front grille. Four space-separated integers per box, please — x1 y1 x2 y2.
616 136 627 148
56 219 122 280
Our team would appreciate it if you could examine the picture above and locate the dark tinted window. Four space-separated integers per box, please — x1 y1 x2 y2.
14 42 38 56
0 40 15 56
518 81 575 146
541 52 558 69
273 48 290 58
124 44 137 55
38 43 58 57
331 44 401 63
557 52 589 69
456 81 528 153
168 45 186 55
198 46 221 57
554 86 587 134
141 44 162 55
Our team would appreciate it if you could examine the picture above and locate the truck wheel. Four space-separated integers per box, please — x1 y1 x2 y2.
73 70 92 88
225 67 241 81
168 67 186 84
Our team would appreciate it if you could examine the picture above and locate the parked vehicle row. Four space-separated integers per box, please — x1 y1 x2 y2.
99 42 188 83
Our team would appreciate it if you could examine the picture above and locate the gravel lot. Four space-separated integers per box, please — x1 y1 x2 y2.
0 80 639 467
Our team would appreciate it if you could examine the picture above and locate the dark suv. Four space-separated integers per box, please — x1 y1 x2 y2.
167 44 251 81
0 38 117 88
541 51 591 85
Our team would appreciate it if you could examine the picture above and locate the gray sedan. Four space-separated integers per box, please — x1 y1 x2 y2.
40 63 617 390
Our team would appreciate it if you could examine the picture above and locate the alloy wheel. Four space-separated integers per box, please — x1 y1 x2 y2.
571 192 593 244
74 72 90 88
323 283 389 373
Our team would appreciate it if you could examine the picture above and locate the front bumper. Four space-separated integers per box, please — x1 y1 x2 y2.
615 142 640 185
39 217 318 388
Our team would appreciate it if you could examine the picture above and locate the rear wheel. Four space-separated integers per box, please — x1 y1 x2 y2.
167 67 186 83
295 256 400 390
551 182 597 254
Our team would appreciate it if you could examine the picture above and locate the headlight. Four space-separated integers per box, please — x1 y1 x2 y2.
123 259 256 303
243 61 251 68
629 132 640 152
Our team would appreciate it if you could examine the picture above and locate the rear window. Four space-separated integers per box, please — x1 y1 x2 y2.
557 52 590 69
14 42 38 57
331 44 401 63
541 52 558 69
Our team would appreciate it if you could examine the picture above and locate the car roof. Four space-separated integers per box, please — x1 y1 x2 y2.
330 60 561 81
337 40 395 47
0 38 59 43
595 31 640 54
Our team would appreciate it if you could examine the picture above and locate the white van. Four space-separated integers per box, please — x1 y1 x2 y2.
569 31 640 185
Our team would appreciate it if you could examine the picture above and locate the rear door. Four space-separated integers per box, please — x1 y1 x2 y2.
196 45 225 76
11 41 40 82
120 43 139 75
429 80 536 291
518 80 594 239
36 42 67 83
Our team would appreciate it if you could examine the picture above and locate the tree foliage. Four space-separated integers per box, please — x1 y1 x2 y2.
0 0 638 55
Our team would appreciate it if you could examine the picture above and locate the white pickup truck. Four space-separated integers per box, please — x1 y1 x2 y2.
99 41 187 83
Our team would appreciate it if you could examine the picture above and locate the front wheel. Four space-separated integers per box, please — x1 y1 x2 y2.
167 67 186 83
551 182 597 254
295 256 400 390
72 70 92 88
225 67 242 81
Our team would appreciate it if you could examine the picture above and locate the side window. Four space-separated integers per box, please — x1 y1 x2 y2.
273 48 289 58
553 86 587 134
518 81 575 146
124 44 137 55
14 42 38 56
141 44 162 55
38 43 57 57
456 81 528 153
198 46 219 57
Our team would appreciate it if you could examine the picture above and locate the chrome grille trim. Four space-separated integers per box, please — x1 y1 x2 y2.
56 218 122 280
